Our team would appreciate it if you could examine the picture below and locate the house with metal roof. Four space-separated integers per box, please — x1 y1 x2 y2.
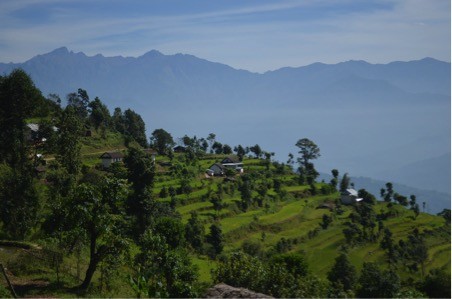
100 151 124 168
340 189 363 205
207 163 225 176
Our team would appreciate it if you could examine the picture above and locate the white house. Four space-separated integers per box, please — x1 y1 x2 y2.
100 151 124 168
340 189 363 205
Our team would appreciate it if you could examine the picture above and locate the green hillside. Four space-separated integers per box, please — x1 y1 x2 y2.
0 73 449 298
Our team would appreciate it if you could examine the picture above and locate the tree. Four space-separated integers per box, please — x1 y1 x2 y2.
0 69 43 167
380 228 397 266
409 194 417 209
422 268 451 298
212 141 223 155
0 164 40 239
327 253 357 292
206 223 223 256
185 212 204 252
223 144 232 155
384 182 394 202
207 133 216 153
398 228 428 278
213 251 266 292
66 88 90 120
238 175 253 212
235 145 246 161
150 128 175 155
112 107 125 133
356 262 400 298
321 214 333 229
358 189 376 205
393 193 408 206
123 147 156 235
413 203 420 219
153 217 185 249
287 153 295 169
437 208 450 223
88 96 111 130
56 106 83 177
210 195 224 214
330 169 339 188
123 109 147 147
295 138 320 186
0 69 43 239
271 253 309 278
69 178 129 290
339 173 350 193
249 144 262 158
295 138 320 168
132 231 199 298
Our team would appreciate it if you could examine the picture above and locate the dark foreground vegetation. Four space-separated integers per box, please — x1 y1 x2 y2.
0 69 450 298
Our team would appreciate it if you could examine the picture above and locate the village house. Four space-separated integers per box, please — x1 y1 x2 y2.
99 151 124 168
221 156 244 173
207 163 225 176
207 156 244 176
340 189 363 205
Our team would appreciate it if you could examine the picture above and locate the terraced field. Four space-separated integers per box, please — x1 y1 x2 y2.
149 153 450 283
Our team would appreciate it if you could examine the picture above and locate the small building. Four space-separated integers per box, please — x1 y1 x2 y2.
100 151 124 168
340 189 363 205
207 163 225 176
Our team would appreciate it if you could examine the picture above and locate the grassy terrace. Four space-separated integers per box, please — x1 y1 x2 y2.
74 147 449 286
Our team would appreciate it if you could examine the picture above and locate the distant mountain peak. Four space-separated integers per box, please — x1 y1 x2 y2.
48 46 69 55
140 49 164 59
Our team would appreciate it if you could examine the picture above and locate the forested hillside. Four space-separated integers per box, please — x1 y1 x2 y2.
0 70 449 298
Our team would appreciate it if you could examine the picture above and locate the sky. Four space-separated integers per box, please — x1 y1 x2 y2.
0 0 450 72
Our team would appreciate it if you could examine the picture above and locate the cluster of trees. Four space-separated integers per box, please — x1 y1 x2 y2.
215 248 449 298
0 70 204 295
150 129 273 164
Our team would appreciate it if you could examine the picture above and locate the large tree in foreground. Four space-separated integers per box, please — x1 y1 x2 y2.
68 177 129 290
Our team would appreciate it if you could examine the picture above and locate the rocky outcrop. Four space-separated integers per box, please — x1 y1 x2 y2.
204 283 273 298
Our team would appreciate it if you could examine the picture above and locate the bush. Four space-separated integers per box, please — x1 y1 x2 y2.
0 285 12 298
241 240 263 257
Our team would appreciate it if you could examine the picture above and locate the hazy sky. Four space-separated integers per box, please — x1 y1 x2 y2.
0 0 450 72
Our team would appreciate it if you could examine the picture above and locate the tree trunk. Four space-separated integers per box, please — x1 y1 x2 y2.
79 233 99 290
80 257 99 290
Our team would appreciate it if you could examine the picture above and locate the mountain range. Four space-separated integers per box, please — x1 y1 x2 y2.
0 47 450 211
